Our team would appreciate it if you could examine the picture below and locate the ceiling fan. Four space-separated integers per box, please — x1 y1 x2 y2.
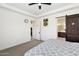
28 3 52 10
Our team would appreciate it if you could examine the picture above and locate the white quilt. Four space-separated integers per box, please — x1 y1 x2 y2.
24 39 79 56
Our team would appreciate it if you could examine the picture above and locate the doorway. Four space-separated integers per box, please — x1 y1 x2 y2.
30 27 32 40
57 16 66 38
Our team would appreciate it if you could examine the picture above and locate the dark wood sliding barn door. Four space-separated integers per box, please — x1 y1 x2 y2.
66 14 79 42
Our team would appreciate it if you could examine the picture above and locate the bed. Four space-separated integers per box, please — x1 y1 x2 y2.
24 39 79 56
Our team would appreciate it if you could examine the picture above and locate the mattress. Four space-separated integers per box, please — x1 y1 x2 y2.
24 39 79 56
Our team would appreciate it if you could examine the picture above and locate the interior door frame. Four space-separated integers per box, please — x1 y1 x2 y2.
56 16 66 38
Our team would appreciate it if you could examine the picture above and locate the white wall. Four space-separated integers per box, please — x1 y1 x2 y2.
33 6 79 41
0 7 33 50
40 17 57 41
33 16 57 41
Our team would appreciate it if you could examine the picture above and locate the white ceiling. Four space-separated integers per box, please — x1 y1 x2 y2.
5 3 73 15
0 3 79 17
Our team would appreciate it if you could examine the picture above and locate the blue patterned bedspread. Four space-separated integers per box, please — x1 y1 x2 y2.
24 39 79 56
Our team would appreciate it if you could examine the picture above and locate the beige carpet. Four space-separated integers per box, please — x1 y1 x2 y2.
0 39 44 56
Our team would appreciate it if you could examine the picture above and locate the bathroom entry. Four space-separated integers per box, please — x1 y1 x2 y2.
57 16 66 38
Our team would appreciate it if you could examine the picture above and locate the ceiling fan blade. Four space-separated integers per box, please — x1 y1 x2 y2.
28 3 38 5
41 3 51 5
39 5 41 10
